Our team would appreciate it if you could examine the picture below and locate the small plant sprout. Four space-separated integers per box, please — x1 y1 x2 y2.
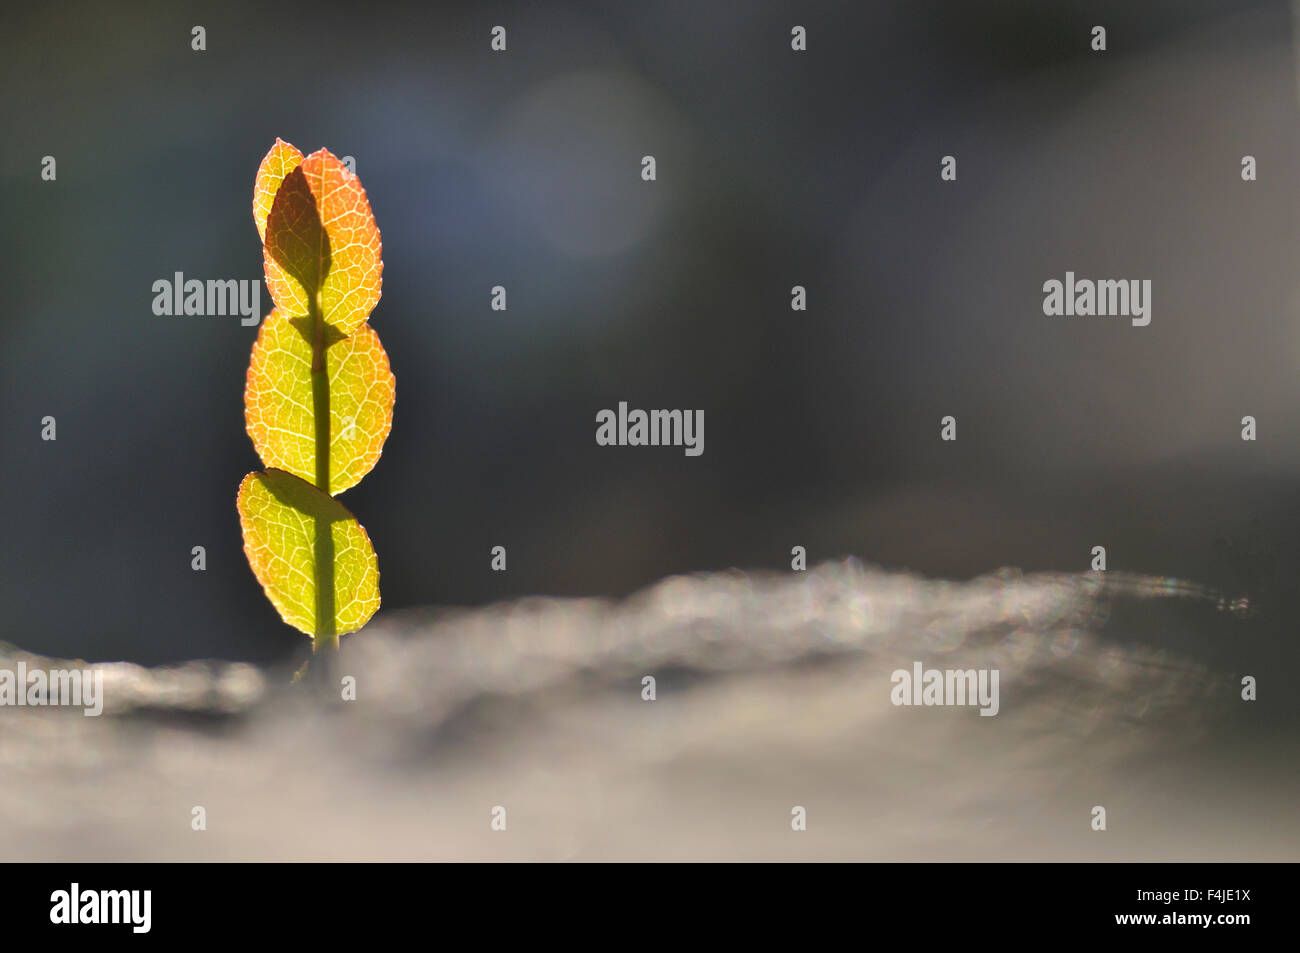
237 139 394 652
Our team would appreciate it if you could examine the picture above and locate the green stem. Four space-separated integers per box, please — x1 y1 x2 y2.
311 301 337 653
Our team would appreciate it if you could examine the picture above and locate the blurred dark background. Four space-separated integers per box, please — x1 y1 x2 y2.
1 0 1297 665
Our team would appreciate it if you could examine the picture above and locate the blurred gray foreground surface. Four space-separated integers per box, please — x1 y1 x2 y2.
2 561 1296 861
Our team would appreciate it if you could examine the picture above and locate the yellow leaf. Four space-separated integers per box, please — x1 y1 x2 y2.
244 308 395 495
252 138 304 242
237 469 381 639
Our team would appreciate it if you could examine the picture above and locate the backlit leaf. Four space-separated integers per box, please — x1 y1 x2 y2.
252 138 304 242
262 148 383 336
244 308 395 495
243 141 393 645
237 469 381 639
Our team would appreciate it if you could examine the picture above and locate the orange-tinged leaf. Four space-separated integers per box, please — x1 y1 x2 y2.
263 148 383 336
237 469 380 639
244 309 395 495
252 138 304 242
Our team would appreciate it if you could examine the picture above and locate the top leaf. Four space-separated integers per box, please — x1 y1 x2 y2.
252 138 304 242
262 148 383 336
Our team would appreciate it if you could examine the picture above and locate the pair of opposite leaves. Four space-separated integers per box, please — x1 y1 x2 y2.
237 140 394 639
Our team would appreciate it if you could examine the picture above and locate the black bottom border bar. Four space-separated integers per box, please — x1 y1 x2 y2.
9 861 1290 940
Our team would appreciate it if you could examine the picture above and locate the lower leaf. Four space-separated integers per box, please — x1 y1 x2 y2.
237 469 381 639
